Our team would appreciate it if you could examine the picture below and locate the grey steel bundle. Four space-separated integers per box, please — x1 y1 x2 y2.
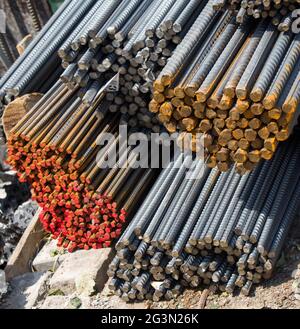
0 0 94 111
213 0 300 31
55 0 216 131
124 0 212 92
108 135 300 301
152 17 300 173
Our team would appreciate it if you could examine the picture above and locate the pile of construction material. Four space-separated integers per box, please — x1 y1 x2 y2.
108 134 300 301
2 0 300 303
57 0 217 131
1 0 200 253
7 81 159 252
0 0 79 110
1 0 216 129
0 0 58 269
213 0 300 31
152 17 300 173
2 1 299 172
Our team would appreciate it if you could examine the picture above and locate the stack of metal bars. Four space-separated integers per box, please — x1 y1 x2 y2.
108 133 300 301
7 80 160 252
213 0 300 31
0 0 94 110
56 0 216 131
152 17 300 173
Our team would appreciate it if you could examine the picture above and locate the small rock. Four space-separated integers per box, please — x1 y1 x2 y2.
49 248 114 295
69 297 82 309
292 280 300 290
75 296 91 309
295 287 300 295
32 239 67 273
13 200 38 230
291 269 299 279
2 272 50 309
0 171 16 183
0 188 7 199
190 297 198 305
75 273 97 297
41 296 69 309
0 269 8 297
295 294 300 301
218 299 228 307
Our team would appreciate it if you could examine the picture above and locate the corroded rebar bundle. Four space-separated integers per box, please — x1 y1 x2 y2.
152 17 300 173
7 80 159 252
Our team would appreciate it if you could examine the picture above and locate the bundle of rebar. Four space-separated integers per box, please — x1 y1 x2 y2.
108 134 300 301
0 0 93 109
152 17 300 173
213 0 300 31
7 80 159 252
0 0 211 128
56 0 219 131
121 0 218 94
56 0 160 130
